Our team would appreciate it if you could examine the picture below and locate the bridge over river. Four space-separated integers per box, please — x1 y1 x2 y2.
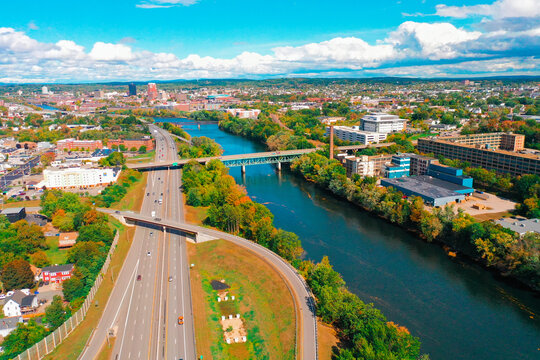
127 143 394 171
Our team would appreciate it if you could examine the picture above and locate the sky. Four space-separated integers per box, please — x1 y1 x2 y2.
1 0 539 83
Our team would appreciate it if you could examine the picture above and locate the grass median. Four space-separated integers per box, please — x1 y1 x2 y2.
188 239 296 360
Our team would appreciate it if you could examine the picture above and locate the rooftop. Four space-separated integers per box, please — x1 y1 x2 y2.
42 264 74 273
382 175 472 199
494 218 540 235
1 207 25 215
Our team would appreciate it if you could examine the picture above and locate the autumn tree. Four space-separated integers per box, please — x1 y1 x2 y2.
1 259 35 290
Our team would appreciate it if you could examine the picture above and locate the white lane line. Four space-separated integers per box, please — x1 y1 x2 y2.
117 260 141 359
109 259 140 328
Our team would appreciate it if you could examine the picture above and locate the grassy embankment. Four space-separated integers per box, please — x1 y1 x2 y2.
126 150 155 164
188 239 296 360
109 172 148 211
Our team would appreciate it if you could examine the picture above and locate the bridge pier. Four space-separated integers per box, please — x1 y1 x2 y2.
241 165 246 174
277 162 282 171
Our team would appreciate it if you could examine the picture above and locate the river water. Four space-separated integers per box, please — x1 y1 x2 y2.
158 118 540 360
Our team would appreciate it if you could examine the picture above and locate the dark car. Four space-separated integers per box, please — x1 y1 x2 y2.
137 275 142 281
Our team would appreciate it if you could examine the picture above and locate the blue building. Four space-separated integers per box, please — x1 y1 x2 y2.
384 155 410 178
380 162 474 206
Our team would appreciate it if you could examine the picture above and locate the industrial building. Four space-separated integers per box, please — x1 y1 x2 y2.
494 218 540 236
56 139 103 152
326 126 387 145
106 137 155 151
417 133 539 176
361 113 407 133
343 154 392 177
381 163 474 206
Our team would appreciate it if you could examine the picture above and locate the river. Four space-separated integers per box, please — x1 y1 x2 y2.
157 118 540 360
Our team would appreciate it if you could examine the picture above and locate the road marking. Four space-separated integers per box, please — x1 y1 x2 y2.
109 259 140 329
117 260 140 359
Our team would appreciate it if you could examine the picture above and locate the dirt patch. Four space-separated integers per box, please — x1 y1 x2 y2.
318 320 339 359
221 316 247 343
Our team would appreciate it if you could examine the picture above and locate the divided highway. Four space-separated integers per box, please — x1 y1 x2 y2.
80 124 196 360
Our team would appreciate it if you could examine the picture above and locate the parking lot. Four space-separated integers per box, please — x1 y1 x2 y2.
455 192 517 220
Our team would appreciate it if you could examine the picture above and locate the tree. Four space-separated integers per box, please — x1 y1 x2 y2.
30 251 51 268
119 144 127 152
99 151 125 167
45 295 67 330
0 319 47 357
138 145 147 153
62 276 85 302
130 146 137 152
1 259 35 290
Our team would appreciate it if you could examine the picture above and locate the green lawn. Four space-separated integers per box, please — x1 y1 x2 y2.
126 150 155 163
188 239 296 360
45 236 68 265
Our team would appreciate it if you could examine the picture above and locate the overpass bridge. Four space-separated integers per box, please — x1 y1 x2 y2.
127 142 394 171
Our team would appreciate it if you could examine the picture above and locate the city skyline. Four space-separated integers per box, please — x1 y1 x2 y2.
1 0 539 82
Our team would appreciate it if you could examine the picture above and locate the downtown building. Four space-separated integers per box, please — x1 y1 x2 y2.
417 133 539 176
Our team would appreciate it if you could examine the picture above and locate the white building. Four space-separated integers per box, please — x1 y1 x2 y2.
361 113 407 133
3 291 38 317
42 167 120 189
326 126 387 145
41 86 49 95
226 108 261 119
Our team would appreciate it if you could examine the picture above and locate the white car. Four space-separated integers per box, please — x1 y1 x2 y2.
147 251 151 256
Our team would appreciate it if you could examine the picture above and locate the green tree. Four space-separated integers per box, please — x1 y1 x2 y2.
30 251 51 268
1 259 35 290
138 145 147 153
45 295 67 330
0 319 47 357
62 276 85 302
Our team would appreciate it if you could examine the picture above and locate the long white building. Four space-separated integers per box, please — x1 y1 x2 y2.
42 167 120 189
361 113 407 133
326 126 387 145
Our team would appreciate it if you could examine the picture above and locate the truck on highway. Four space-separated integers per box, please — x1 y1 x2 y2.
151 210 156 217
158 198 163 205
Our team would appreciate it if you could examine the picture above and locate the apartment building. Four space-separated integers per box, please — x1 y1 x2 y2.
344 154 392 177
326 126 387 145
42 167 120 189
417 135 540 176
361 113 407 133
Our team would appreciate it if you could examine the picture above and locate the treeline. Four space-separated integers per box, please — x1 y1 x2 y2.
0 191 116 359
182 160 425 359
220 115 315 150
161 121 190 139
178 136 223 159
291 152 540 291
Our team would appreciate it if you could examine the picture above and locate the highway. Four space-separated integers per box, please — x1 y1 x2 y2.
80 124 196 360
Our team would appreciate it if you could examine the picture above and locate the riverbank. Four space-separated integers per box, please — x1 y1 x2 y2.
291 152 539 292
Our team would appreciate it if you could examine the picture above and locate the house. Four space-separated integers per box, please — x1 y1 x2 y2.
58 232 78 248
0 207 26 223
0 316 23 338
41 264 74 283
3 290 38 317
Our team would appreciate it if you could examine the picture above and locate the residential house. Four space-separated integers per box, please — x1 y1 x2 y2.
3 290 38 317
41 264 74 283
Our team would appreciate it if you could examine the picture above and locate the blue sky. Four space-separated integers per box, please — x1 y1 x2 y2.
1 0 539 82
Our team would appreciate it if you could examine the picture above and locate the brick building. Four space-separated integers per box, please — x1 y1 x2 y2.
57 138 103 152
106 138 155 151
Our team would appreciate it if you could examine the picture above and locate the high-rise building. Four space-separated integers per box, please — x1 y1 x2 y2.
147 83 158 100
41 86 49 95
128 83 137 96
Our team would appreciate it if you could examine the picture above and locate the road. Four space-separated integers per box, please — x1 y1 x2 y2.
0 156 40 191
80 124 196 360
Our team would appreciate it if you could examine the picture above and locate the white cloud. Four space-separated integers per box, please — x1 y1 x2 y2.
89 42 134 61
0 17 537 83
136 0 199 8
387 21 482 59
28 21 39 31
435 0 540 19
